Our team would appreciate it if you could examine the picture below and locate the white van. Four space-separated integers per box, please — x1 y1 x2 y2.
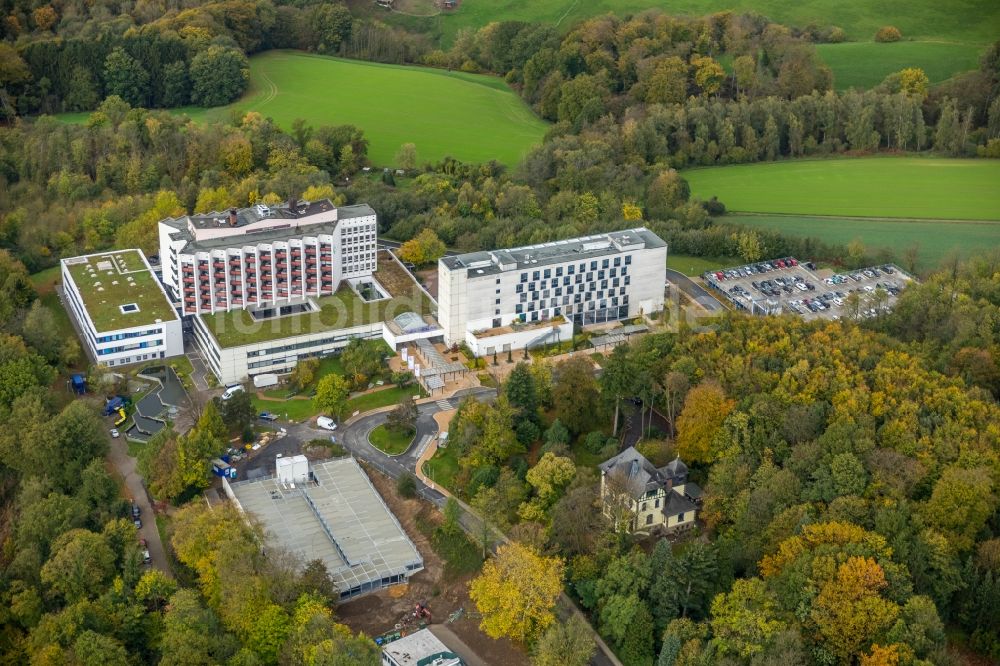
316 416 338 431
221 385 244 400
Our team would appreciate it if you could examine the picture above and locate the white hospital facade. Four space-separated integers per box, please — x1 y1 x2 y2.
437 229 667 355
62 195 668 384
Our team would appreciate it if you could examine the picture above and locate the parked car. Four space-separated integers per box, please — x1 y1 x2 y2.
222 384 244 401
316 416 338 431
131 503 140 519
258 412 279 422
110 428 120 438
134 517 142 529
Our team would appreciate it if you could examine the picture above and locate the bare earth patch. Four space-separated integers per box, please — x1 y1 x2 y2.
338 465 529 666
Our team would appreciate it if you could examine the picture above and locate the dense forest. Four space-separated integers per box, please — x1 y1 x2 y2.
438 252 1000 664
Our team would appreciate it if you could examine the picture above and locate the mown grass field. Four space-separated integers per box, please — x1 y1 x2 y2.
667 254 740 277
724 214 1000 270
685 157 1000 271
63 51 548 166
685 158 1000 220
195 51 546 166
818 42 982 90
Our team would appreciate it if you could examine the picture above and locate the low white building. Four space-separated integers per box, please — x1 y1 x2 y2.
61 250 183 367
227 456 424 601
382 628 464 666
438 229 667 355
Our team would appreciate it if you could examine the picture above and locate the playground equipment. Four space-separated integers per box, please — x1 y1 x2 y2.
102 395 132 416
114 407 127 427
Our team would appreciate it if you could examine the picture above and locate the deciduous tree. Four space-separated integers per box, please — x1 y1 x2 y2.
189 46 249 107
552 356 600 434
675 381 734 464
531 614 595 666
314 373 350 420
469 542 564 643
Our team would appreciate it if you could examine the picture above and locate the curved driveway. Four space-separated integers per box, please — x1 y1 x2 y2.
288 387 496 482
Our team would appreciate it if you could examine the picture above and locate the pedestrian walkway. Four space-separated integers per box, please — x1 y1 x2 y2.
414 409 457 498
435 399 452 410
186 352 210 391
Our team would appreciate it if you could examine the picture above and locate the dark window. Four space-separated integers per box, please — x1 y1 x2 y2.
521 272 528 282
516 284 523 293
614 257 621 267
602 259 610 269
515 304 523 314
646 514 653 525
533 271 540 280
556 267 563 277
625 255 632 265
544 269 551 279
590 261 597 270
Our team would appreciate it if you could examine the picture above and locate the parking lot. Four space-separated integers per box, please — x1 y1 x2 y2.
703 258 913 321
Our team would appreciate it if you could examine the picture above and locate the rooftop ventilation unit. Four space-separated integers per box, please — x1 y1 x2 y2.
255 204 272 218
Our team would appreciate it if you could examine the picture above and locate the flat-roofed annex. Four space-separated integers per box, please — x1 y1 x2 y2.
62 250 178 332
197 251 434 348
228 457 423 599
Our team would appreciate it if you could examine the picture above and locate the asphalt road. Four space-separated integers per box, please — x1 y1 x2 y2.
239 387 495 481
107 433 172 576
666 268 725 312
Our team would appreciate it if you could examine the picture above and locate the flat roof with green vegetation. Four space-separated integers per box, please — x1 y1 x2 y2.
64 250 178 332
62 51 548 166
200 258 434 348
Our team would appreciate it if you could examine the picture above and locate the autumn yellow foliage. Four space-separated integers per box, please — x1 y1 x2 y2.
469 542 564 643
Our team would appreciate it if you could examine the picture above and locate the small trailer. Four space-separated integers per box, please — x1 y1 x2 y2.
253 374 279 389
212 459 237 479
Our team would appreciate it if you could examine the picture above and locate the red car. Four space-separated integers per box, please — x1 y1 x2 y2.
776 260 786 268
788 258 798 266
715 271 725 280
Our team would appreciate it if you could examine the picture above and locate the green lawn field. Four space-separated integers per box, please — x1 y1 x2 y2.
684 157 1000 271
685 158 1000 220
65 51 548 166
667 254 740 277
724 214 1000 270
818 42 982 90
369 423 415 455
